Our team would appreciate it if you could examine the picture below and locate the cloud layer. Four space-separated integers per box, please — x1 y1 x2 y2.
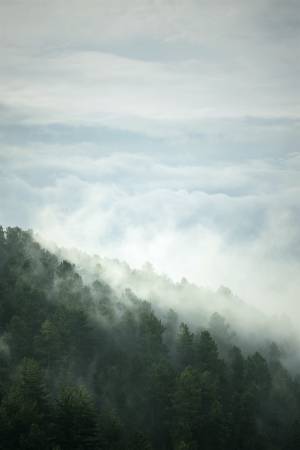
0 0 299 319
1 146 300 318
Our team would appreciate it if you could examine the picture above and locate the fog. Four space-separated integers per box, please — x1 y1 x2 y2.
3 224 300 448
3 146 299 323
1 2 300 447
1 0 300 328
31 235 298 374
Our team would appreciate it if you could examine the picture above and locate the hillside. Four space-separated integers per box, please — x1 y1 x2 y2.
0 226 300 449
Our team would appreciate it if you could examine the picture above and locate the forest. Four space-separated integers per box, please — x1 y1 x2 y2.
0 225 300 450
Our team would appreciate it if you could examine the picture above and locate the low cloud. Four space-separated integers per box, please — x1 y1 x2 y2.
0 1 299 323
1 146 300 320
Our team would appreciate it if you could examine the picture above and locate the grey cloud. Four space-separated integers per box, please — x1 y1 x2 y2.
0 1 298 135
0 0 299 321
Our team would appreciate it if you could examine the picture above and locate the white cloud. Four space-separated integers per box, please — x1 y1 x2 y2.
0 1 299 322
0 1 299 139
1 146 300 319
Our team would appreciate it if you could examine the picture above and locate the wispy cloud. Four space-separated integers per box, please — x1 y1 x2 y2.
0 1 299 135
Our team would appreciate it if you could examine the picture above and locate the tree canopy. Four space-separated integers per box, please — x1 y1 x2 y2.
0 226 299 449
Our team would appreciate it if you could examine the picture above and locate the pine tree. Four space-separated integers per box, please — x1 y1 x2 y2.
54 385 100 450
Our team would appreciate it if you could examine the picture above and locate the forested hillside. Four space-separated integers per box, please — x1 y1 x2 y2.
0 226 300 450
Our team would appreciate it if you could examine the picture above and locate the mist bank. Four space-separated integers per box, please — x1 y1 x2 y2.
1 225 300 450
42 237 299 372
2 146 300 324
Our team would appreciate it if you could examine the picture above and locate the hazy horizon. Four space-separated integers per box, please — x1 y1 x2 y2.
0 0 299 318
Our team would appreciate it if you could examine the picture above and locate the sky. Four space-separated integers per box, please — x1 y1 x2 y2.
0 0 299 317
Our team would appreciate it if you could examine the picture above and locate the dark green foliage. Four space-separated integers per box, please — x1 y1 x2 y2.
177 323 194 368
285 419 300 450
194 330 221 375
172 366 226 449
53 386 99 449
0 226 300 449
0 358 51 449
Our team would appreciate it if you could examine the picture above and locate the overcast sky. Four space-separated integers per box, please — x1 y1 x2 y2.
0 0 299 317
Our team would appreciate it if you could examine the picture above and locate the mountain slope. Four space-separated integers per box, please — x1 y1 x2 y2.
0 226 299 450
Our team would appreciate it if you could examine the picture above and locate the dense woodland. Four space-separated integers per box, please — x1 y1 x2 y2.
0 226 300 450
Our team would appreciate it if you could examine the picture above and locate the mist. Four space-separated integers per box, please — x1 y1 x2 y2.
1 1 299 322
1 225 300 449
2 146 300 323
0 1 300 447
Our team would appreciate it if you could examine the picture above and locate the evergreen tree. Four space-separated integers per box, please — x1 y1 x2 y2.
54 386 99 450
0 358 51 449
176 323 194 368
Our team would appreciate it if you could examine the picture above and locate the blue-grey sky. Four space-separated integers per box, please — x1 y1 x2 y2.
0 0 299 316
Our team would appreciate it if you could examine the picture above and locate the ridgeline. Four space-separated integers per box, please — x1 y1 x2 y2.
0 226 299 449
